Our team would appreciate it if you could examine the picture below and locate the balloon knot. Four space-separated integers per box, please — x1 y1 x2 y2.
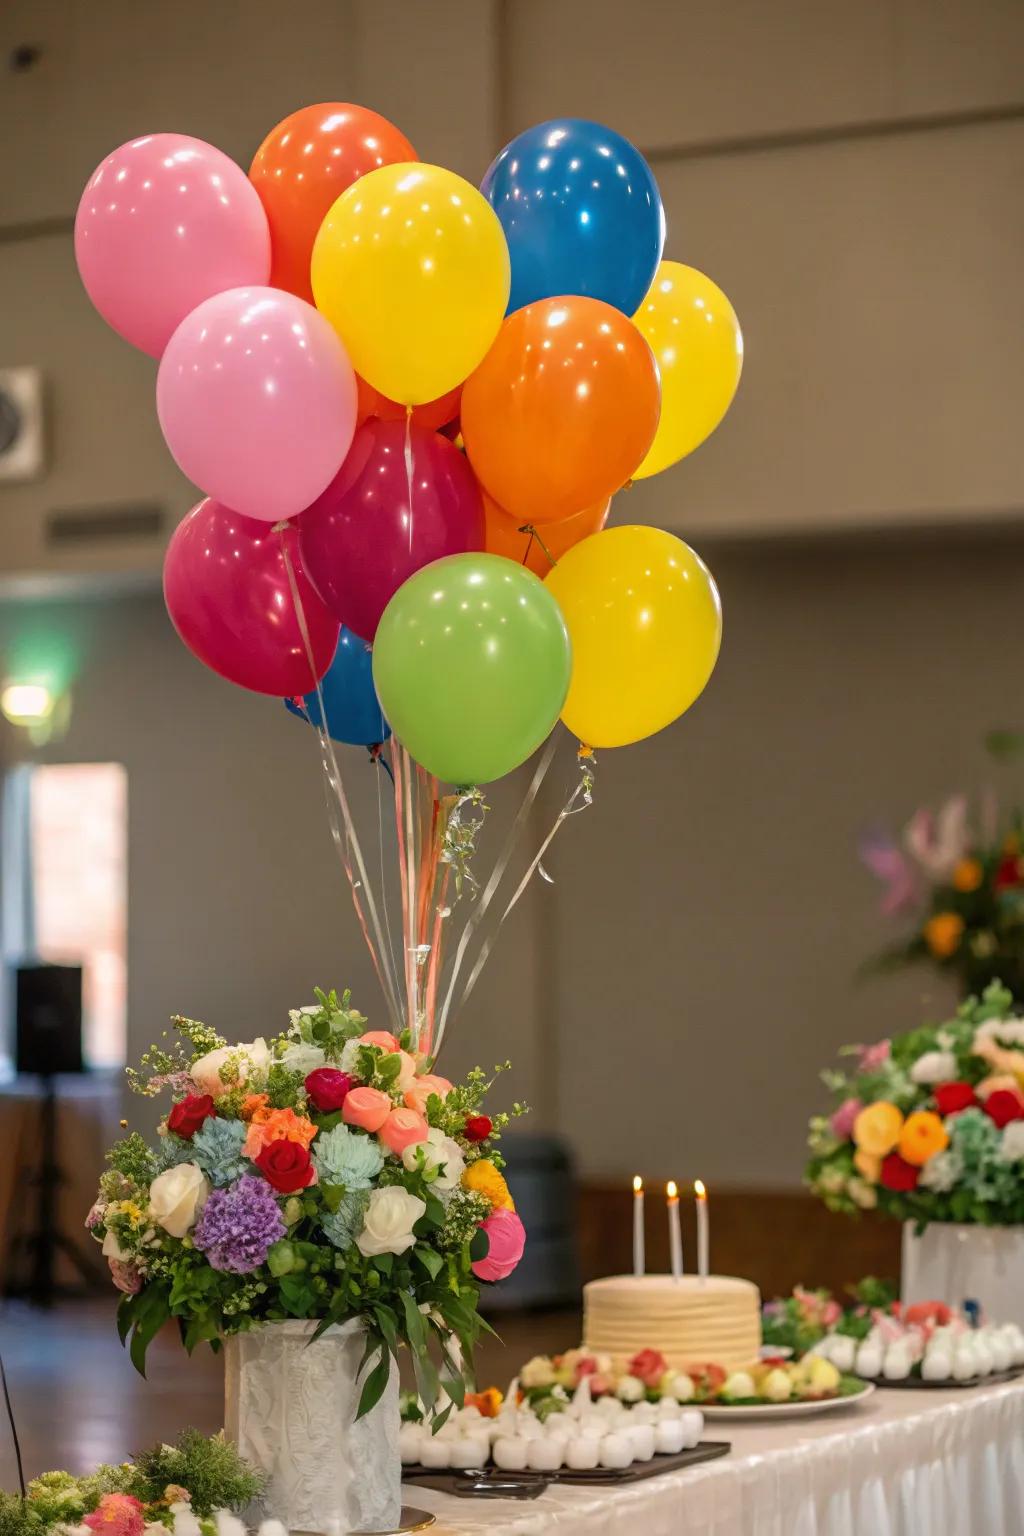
271 519 291 534
577 743 595 761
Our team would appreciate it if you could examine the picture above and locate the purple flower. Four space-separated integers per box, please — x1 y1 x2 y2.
193 1175 285 1274
830 1097 863 1140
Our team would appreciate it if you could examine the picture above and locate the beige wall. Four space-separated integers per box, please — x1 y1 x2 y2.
1 1 1023 1185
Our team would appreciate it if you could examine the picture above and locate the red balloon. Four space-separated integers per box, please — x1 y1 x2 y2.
355 375 462 434
249 104 417 302
297 420 484 641
164 501 339 695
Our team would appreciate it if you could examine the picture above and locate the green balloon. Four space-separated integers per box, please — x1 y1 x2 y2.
372 554 572 784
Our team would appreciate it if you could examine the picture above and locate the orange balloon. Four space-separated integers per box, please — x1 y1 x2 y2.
482 491 610 577
249 103 416 302
355 375 462 433
462 297 660 524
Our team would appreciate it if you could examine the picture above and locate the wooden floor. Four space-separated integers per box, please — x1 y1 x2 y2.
0 1300 579 1488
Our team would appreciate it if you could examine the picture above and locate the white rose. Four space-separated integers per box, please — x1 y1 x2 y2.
615 1374 644 1403
355 1185 425 1258
340 1039 363 1074
102 1228 130 1262
279 1040 327 1078
402 1126 467 1192
910 1051 957 1085
148 1163 209 1238
999 1122 1024 1163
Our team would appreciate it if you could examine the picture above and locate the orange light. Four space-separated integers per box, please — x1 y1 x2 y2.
633 1175 643 1194
666 1180 678 1201
694 1179 707 1202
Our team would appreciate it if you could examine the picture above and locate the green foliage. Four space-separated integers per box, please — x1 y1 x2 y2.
130 1429 263 1516
106 1132 157 1187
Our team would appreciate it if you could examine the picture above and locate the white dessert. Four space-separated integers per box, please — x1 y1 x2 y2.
418 1437 451 1469
583 1274 762 1372
566 1436 600 1470
448 1437 489 1469
627 1423 656 1461
398 1423 424 1464
492 1437 529 1471
680 1409 704 1447
526 1438 564 1472
598 1432 634 1469
654 1418 687 1455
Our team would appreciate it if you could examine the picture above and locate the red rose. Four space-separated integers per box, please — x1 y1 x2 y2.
983 1089 1024 1129
994 855 1024 891
880 1152 920 1192
255 1139 316 1193
305 1068 356 1114
933 1082 977 1117
629 1348 668 1388
167 1093 216 1140
464 1115 492 1143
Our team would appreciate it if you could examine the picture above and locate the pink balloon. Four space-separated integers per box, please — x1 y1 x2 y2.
157 287 357 521
75 133 271 357
472 1207 526 1283
164 500 339 696
297 419 484 640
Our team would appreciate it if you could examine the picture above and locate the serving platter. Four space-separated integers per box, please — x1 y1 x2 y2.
403 1439 730 1495
700 1383 875 1420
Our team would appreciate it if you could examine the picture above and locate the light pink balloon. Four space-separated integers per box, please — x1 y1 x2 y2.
75 133 271 358
156 287 358 521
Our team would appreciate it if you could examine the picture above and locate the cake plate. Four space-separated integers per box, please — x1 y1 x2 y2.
701 1383 875 1419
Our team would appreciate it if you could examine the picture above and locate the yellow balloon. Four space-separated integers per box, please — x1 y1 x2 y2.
545 525 721 748
311 162 510 406
632 261 742 479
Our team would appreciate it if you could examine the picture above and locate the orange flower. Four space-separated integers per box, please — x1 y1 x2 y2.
465 1387 503 1418
241 1093 270 1122
853 1102 904 1158
923 912 964 958
898 1110 949 1167
952 859 983 893
243 1106 317 1160
853 1148 882 1182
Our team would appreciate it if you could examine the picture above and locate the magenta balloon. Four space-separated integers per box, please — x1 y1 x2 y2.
75 133 271 358
164 500 339 696
156 287 357 521
297 419 484 640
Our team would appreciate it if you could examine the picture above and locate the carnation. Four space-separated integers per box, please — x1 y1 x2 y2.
998 1122 1024 1163
193 1176 286 1273
191 1117 248 1188
910 1051 957 1086
312 1123 385 1189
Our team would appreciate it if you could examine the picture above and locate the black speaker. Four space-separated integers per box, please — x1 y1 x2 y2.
15 964 83 1077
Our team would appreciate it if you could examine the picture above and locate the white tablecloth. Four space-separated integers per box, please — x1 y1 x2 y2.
404 1378 1024 1536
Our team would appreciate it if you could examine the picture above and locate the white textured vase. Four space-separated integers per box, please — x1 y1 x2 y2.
902 1221 1024 1326
224 1319 400 1534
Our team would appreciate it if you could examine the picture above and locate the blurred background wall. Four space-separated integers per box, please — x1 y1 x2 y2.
0 0 1022 1190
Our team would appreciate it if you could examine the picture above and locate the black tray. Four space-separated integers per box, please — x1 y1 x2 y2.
404 1439 730 1496
863 1364 1024 1391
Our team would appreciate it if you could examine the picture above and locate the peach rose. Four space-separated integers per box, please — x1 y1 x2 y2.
853 1147 882 1182
404 1073 454 1115
394 1050 418 1095
243 1106 318 1160
342 1085 392 1133
853 1101 904 1157
359 1030 399 1053
379 1107 429 1156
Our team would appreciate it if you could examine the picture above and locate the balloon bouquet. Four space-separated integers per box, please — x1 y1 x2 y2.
75 108 741 1057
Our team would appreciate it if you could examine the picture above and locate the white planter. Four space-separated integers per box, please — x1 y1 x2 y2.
224 1318 400 1534
901 1221 1024 1326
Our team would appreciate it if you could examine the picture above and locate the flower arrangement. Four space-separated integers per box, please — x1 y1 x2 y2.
0 1430 262 1536
90 989 527 1419
512 1346 857 1408
861 781 1024 1001
761 1278 898 1357
806 982 1024 1227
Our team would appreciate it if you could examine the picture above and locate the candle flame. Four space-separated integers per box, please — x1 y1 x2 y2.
633 1175 643 1193
694 1179 707 1201
666 1180 678 1200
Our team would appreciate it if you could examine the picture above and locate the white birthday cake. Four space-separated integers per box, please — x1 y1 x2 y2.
583 1273 762 1371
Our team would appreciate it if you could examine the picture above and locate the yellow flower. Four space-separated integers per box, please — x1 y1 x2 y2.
853 1102 904 1158
952 858 983 893
898 1110 949 1167
461 1159 514 1211
853 1148 882 1182
923 912 964 958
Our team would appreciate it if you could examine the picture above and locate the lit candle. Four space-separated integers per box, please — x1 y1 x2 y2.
666 1181 683 1279
694 1180 709 1282
632 1175 645 1277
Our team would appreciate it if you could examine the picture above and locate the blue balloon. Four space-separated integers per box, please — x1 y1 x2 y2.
284 627 390 747
481 118 664 317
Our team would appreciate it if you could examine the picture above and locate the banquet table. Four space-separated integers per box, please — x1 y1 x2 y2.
403 1377 1024 1536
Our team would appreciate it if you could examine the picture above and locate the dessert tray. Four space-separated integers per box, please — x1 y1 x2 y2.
403 1440 731 1495
701 1383 875 1420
